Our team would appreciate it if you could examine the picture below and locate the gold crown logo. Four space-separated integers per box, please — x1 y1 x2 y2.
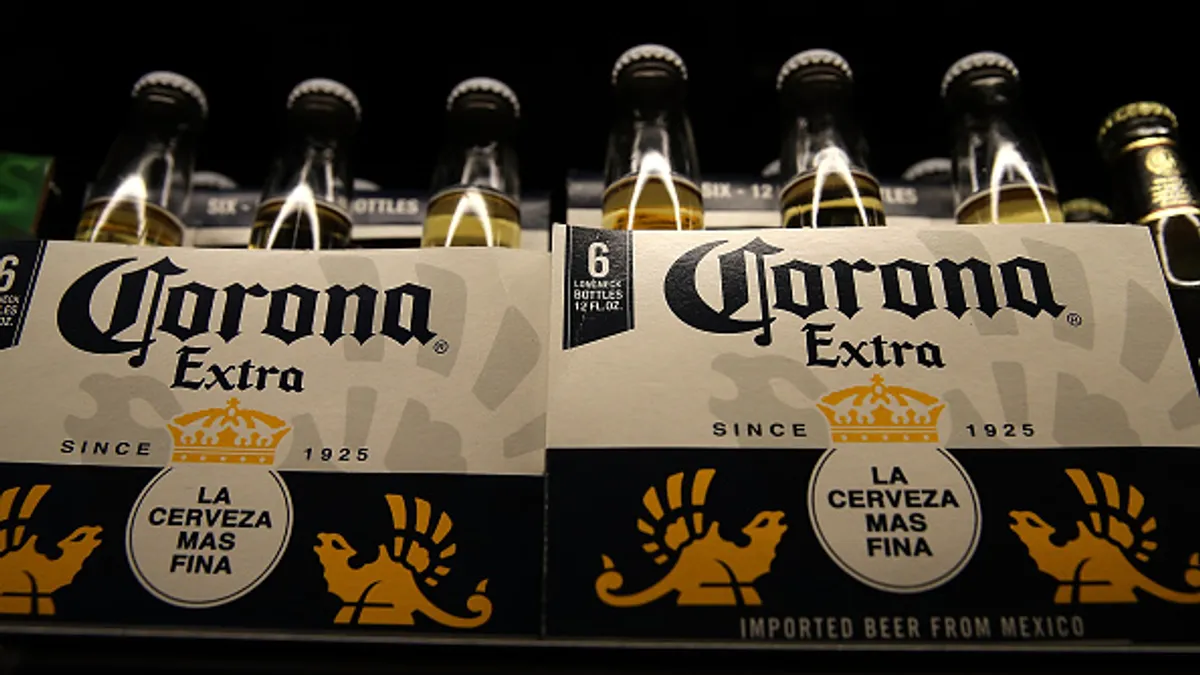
817 374 945 443
167 398 291 465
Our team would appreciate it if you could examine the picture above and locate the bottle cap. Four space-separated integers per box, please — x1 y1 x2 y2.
612 44 687 85
941 51 1018 98
288 78 361 121
353 178 381 192
1098 101 1178 144
1062 197 1114 220
901 157 952 182
131 71 208 118
776 49 853 90
192 171 238 190
446 77 520 118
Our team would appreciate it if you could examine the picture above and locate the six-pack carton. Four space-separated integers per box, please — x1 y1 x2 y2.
0 241 547 635
545 224 1200 647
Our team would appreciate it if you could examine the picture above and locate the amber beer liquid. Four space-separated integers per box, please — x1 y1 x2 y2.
600 174 704 231
776 49 885 228
421 77 523 248
942 52 1063 224
1062 197 1115 223
601 44 704 231
248 78 360 250
248 197 353 250
75 71 206 246
1100 101 1200 384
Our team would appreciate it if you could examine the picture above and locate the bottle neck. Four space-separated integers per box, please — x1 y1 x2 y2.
947 80 1057 209
1103 131 1200 224
262 126 353 215
604 103 699 188
431 115 519 201
90 100 200 217
780 85 869 181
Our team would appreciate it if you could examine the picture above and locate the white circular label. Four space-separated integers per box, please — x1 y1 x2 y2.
126 466 293 608
808 445 980 593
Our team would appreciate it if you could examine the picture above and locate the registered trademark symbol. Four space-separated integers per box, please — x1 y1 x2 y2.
432 339 450 355
1065 312 1083 327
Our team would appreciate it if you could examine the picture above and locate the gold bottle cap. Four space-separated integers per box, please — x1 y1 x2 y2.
1097 102 1178 144
446 77 520 118
941 51 1018 98
612 44 687 85
132 71 208 118
288 78 361 121
902 157 952 182
776 49 853 90
1062 198 1113 219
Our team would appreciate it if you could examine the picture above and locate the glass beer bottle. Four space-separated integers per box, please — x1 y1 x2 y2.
601 44 703 231
1099 101 1200 383
249 78 359 250
942 51 1063 224
422 77 522 247
777 49 885 228
76 71 206 246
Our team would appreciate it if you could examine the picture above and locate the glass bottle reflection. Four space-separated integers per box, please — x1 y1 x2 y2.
75 71 206 247
777 49 884 228
942 51 1062 224
248 78 359 250
421 77 522 248
601 44 703 231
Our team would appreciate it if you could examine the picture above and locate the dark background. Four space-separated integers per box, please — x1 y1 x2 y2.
2 10 1194 239
4 9 1200 672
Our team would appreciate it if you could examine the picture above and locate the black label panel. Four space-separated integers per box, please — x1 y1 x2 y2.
547 448 1200 646
562 227 634 349
0 464 542 636
0 240 45 350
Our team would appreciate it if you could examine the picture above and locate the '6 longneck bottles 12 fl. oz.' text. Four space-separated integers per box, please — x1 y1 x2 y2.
601 44 704 231
75 71 207 247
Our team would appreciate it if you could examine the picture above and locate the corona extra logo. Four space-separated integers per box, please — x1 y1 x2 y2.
817 374 945 444
0 485 102 615
1011 469 1200 604
314 494 492 628
167 398 291 465
595 469 786 607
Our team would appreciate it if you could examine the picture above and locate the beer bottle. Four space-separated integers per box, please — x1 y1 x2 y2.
76 71 206 246
902 158 952 186
942 52 1063 224
1098 101 1200 380
601 44 703 231
778 49 885 228
421 77 522 247
248 78 359 250
1061 197 1114 223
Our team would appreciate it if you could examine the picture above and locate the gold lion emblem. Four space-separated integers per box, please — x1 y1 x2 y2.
1145 146 1179 177
314 494 492 628
0 485 102 615
1011 468 1200 604
596 468 786 607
